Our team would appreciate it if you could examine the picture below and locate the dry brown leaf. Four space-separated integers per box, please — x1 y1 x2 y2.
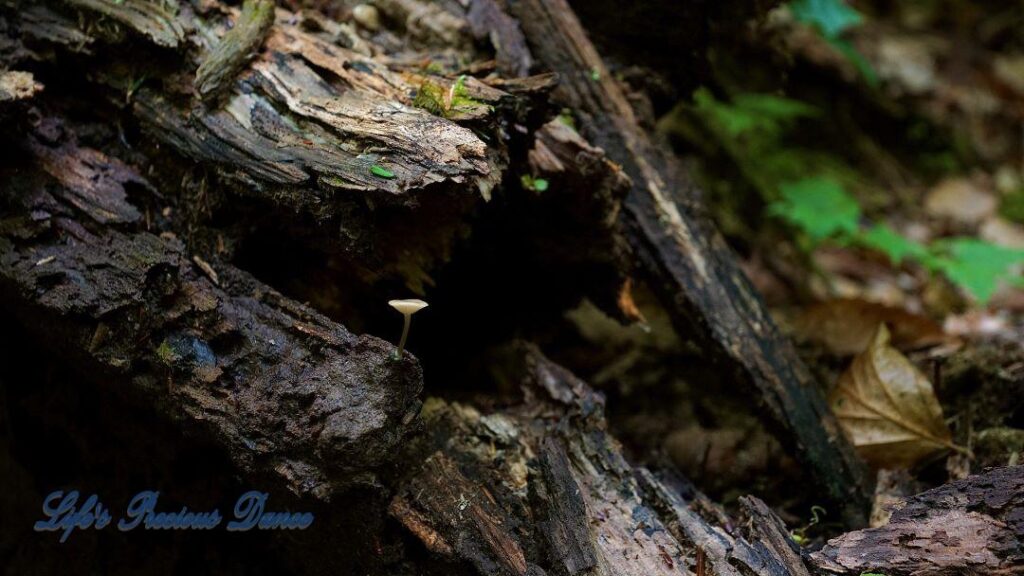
830 324 962 468
796 299 947 355
924 177 996 225
980 217 1024 249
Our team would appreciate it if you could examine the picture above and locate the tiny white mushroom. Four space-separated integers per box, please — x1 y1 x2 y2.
389 299 428 358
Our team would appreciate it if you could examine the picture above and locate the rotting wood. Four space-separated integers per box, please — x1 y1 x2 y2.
7 1 499 198
195 0 275 103
504 0 873 526
0 117 424 500
0 0 513 293
65 0 187 48
466 0 533 78
390 343 811 576
639 469 811 576
810 465 1024 576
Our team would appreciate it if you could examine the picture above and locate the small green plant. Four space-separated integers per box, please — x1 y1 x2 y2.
790 505 826 546
770 175 1024 302
685 88 1023 304
556 108 577 130
929 239 1024 303
124 73 148 103
770 177 860 241
520 174 549 193
694 88 819 139
688 88 845 197
788 0 878 86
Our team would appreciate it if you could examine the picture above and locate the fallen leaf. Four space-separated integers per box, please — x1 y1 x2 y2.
980 217 1024 249
796 299 946 355
993 55 1024 95
943 310 1010 338
830 324 961 468
616 278 646 323
875 37 936 95
924 177 996 225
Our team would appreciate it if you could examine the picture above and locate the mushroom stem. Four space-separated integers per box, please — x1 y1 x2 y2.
388 299 428 359
396 313 412 357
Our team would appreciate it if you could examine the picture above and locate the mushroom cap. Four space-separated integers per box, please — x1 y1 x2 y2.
389 299 429 315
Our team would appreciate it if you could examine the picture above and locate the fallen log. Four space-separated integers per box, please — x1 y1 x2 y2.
2 4 1020 576
3 0 503 294
811 465 1024 576
390 343 810 576
1 0 631 317
504 0 873 526
0 117 423 499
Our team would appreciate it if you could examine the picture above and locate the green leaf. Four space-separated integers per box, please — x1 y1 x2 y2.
521 174 549 192
859 225 930 265
693 88 818 138
770 177 861 240
557 108 577 130
788 0 876 87
370 164 395 179
928 239 1024 303
731 93 820 120
789 0 864 38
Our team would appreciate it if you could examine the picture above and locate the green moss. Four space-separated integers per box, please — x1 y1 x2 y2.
412 75 490 119
556 108 577 130
412 82 447 117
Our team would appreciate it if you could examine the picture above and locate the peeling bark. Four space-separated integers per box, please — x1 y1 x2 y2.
811 465 1024 576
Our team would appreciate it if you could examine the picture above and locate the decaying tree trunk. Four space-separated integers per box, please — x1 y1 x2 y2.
0 1 1021 575
1 118 423 499
811 465 1024 575
504 0 872 526
388 343 816 576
